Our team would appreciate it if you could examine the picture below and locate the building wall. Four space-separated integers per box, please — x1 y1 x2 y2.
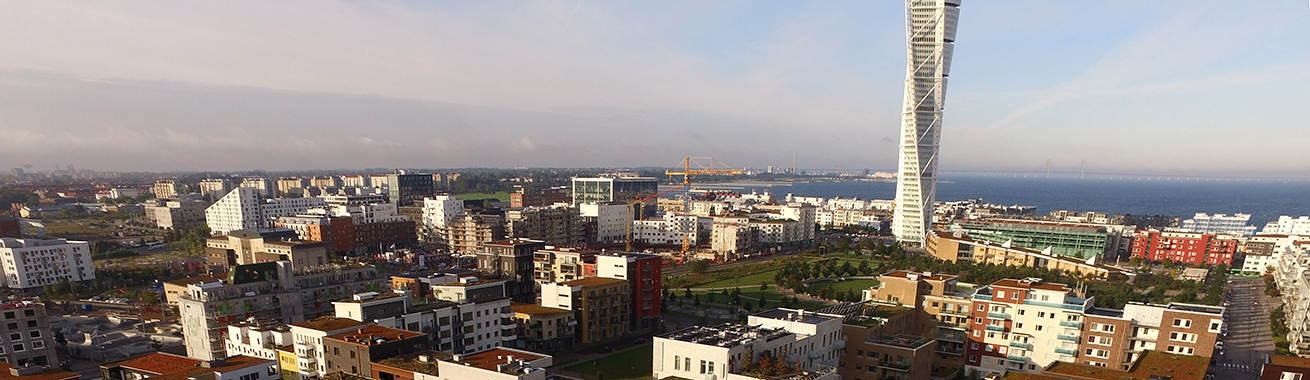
0 300 58 366
1131 230 1239 266
0 238 95 290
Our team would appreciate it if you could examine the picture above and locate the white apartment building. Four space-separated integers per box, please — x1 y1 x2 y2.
240 177 275 198
579 202 629 242
1265 216 1310 236
967 279 1090 375
225 317 293 360
289 317 375 378
0 238 95 291
632 213 709 245
1181 213 1257 236
652 308 841 380
206 188 326 234
422 196 464 245
153 180 184 199
779 203 817 242
1244 253 1274 275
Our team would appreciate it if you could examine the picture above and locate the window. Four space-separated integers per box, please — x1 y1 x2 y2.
674 356 681 370
708 361 715 375
3 323 13 330
1173 319 1192 328
700 360 707 374
685 357 691 370
971 343 979 349
28 331 39 339
1281 372 1304 380
973 330 981 337
30 341 43 349
3 312 12 319
997 291 1005 298
1036 325 1044 331
1018 310 1025 316
1038 312 1046 318
24 321 34 328
1210 320 1222 332
1016 323 1024 329
978 304 986 311
985 345 993 352
22 310 32 317
7 333 18 341
350 351 355 359
10 344 21 352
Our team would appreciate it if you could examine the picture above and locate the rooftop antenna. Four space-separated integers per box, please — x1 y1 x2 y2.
1080 161 1086 179
1045 159 1051 178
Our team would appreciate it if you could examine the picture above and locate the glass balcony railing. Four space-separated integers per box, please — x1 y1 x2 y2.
1007 355 1027 362
1059 321 1084 328
1055 348 1078 356
1009 341 1033 350
1056 334 1080 342
988 312 1012 320
985 325 1007 332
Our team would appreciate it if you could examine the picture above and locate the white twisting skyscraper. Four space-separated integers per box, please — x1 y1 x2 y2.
893 0 960 244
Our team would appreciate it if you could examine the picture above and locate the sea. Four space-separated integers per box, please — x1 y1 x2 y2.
697 176 1310 227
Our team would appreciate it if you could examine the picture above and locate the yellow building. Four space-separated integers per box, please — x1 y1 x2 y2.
277 346 299 380
926 230 1130 279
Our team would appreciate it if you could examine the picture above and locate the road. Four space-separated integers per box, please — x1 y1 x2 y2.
1211 276 1276 380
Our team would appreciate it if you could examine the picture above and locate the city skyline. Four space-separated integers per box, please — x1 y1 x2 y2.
2 1 1309 176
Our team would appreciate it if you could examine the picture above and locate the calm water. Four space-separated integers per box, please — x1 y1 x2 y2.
723 176 1310 227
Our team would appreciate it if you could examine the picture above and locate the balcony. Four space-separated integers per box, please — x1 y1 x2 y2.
501 335 517 342
1057 334 1080 342
985 325 1007 332
1009 341 1033 350
501 323 517 330
1059 320 1084 328
988 312 1012 320
935 345 963 355
1007 355 1028 362
1055 348 1078 356
878 361 911 372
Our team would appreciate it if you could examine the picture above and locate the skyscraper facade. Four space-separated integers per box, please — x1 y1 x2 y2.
893 0 960 244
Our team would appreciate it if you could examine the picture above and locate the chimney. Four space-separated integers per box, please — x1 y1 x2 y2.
506 355 514 364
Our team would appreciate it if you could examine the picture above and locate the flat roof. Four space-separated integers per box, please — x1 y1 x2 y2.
373 352 448 376
102 354 271 380
991 279 1071 292
1000 372 1069 380
333 292 406 304
1045 351 1207 380
658 323 791 349
326 325 424 345
0 364 81 380
510 303 572 316
164 273 228 286
881 270 956 281
1269 355 1310 369
753 308 839 324
290 316 372 332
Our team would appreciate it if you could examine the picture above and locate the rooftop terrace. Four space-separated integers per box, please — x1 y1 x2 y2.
658 324 791 349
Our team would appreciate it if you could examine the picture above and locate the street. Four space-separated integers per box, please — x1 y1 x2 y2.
1211 276 1276 380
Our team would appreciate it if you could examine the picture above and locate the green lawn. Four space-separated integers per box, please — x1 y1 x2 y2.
564 345 653 380
696 270 779 288
454 192 513 202
680 288 831 311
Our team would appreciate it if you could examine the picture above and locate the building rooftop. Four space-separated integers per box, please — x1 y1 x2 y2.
262 240 327 247
102 353 271 380
452 348 547 375
753 308 840 325
1269 355 1310 369
0 299 42 310
373 352 449 377
998 372 1069 380
290 316 372 332
1045 350 1207 380
333 291 405 304
510 303 572 316
482 239 546 247
881 270 956 282
1163 302 1224 315
990 279 1072 292
164 273 228 287
658 324 791 349
562 277 627 287
326 325 423 346
865 334 933 349
1086 307 1125 318
0 363 79 380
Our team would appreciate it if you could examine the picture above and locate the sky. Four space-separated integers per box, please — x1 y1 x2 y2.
1 1 1308 176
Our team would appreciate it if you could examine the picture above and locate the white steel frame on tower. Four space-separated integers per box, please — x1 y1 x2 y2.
893 0 959 245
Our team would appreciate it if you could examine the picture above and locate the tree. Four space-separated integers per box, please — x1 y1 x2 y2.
760 282 769 291
758 298 767 309
689 259 710 274
1163 259 1175 269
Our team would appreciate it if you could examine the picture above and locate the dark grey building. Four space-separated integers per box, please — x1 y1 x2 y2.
0 299 57 366
386 173 434 207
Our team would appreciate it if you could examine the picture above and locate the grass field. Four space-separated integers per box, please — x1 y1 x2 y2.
696 270 779 288
44 221 111 237
682 288 830 310
809 278 881 294
455 192 513 201
563 345 653 380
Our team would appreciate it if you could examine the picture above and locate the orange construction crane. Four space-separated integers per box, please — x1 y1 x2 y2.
664 156 745 254
625 187 681 252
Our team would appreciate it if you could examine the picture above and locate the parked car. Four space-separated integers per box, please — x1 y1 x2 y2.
597 346 613 354
633 337 649 344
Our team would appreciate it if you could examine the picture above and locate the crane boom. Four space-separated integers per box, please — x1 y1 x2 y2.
663 156 745 254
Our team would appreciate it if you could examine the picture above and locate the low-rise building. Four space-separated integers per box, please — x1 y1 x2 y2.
1130 229 1241 266
276 214 357 254
1260 355 1310 380
225 317 293 361
927 230 1130 279
205 231 329 271
596 252 662 331
322 325 428 377
652 309 841 380
288 317 376 379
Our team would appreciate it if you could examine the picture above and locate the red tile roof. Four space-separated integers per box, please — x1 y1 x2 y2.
1045 350 1207 380
991 279 1071 292
1270 355 1310 369
104 353 200 375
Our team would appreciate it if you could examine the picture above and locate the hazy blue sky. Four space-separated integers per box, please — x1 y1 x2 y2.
1 1 1308 176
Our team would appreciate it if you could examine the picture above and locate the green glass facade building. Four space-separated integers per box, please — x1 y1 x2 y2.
949 219 1111 260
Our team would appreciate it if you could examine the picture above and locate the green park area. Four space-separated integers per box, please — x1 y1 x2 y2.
563 345 653 380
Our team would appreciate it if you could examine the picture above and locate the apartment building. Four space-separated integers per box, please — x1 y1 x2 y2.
0 299 58 366
420 196 463 247
966 279 1091 374
178 261 385 360
578 202 630 243
144 199 207 230
540 277 629 344
371 348 552 380
1130 229 1241 266
1079 302 1224 369
532 247 595 285
240 177 275 198
205 231 329 271
504 205 582 246
200 179 236 200
824 303 940 380
596 252 662 331
277 178 309 196
206 188 326 235
225 317 293 361
275 214 357 253
478 239 546 304
950 219 1114 260
927 231 1129 279
153 180 184 199
509 303 575 352
510 186 570 208
322 325 428 377
0 238 95 291
101 353 274 380
445 212 505 255
385 173 433 207
651 308 842 380
288 317 375 379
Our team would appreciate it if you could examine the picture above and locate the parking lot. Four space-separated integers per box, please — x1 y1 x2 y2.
1211 276 1277 380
